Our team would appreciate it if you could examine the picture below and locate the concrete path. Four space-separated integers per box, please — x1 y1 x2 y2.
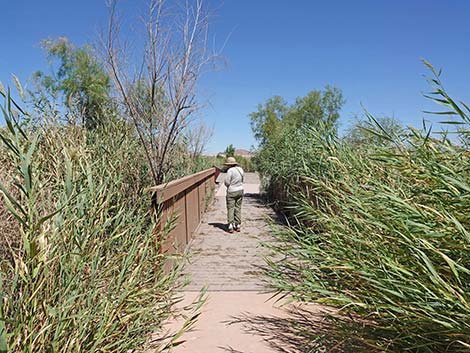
163 173 296 353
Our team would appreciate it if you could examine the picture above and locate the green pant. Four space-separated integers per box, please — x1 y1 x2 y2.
226 190 243 225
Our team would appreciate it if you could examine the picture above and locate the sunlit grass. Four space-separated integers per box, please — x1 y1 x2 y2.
258 63 470 352
0 90 204 352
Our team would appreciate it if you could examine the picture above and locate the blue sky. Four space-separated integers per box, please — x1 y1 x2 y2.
1 0 469 153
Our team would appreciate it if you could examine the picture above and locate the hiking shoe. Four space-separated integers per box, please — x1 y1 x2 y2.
235 224 241 232
227 224 234 233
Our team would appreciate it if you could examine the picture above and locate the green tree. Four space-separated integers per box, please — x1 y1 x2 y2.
224 144 235 157
250 96 287 146
286 86 344 131
34 37 110 129
250 87 344 147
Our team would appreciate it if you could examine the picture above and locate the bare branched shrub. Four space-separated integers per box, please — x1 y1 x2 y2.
103 0 218 183
187 120 213 159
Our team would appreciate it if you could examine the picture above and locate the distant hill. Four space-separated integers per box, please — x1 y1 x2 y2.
209 149 254 158
234 149 253 157
214 149 254 158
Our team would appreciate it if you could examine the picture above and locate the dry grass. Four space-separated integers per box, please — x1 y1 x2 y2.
0 154 19 266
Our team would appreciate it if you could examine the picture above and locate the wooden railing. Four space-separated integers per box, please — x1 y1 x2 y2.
150 167 219 266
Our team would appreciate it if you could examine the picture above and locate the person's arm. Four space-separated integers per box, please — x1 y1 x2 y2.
224 169 232 187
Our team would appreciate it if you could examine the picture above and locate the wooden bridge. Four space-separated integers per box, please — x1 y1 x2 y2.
151 168 314 353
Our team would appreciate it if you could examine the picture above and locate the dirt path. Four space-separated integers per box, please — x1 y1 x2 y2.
162 173 302 353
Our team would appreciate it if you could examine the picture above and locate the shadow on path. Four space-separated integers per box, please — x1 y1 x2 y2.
218 347 245 353
224 304 378 353
208 222 227 232
243 192 262 199
225 306 332 353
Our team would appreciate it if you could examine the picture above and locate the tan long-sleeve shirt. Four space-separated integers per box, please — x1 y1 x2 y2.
224 166 244 193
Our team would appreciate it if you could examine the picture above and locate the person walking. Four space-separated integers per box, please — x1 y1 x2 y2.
224 157 244 233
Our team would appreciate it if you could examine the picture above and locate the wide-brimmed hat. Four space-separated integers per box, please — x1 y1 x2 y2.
224 156 238 166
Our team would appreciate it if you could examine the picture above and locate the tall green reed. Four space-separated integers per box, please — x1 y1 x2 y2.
259 63 470 352
0 90 196 352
